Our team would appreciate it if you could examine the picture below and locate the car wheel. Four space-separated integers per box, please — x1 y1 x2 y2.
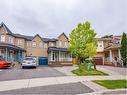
22 66 24 69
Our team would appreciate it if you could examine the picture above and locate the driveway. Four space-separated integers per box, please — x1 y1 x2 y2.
0 66 66 81
96 65 127 76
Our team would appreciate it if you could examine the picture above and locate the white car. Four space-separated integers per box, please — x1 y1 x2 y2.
22 57 37 68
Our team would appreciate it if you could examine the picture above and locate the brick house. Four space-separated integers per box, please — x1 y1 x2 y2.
0 22 72 66
0 22 123 66
94 36 123 67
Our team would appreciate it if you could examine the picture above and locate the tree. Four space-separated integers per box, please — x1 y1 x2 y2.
69 21 97 64
120 32 127 66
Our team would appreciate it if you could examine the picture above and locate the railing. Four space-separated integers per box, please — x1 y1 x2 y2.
112 58 123 67
60 58 72 61
112 58 117 66
117 57 123 67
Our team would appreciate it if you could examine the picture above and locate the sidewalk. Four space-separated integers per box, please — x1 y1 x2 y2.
0 75 126 91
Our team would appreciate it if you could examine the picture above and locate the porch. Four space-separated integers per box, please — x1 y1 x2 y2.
48 47 73 66
104 47 123 66
0 43 25 63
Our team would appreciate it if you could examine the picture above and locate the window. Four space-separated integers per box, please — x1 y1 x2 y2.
32 42 36 47
9 37 13 44
51 51 56 61
51 43 54 47
65 42 68 47
44 43 47 48
0 35 5 42
27 42 31 47
59 41 62 46
39 42 43 48
18 39 22 45
97 41 103 47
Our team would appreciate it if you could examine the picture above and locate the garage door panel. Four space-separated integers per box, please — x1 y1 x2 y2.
94 57 103 65
38 57 48 65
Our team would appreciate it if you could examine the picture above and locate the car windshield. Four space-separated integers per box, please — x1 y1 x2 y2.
25 58 34 60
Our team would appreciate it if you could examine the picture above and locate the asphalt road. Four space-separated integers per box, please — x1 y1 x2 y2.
0 66 66 81
0 82 94 95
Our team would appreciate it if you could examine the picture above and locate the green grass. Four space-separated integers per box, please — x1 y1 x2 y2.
93 80 127 89
72 64 108 76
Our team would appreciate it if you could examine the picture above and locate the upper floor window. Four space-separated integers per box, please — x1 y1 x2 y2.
44 43 47 48
59 41 62 46
97 41 103 47
27 42 31 47
0 35 5 42
9 37 13 44
32 42 36 47
39 42 43 48
17 39 22 45
65 42 68 47
51 43 54 47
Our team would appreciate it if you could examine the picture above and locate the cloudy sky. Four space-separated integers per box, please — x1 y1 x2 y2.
0 0 126 38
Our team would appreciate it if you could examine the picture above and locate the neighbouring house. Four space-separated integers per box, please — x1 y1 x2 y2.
0 22 72 66
94 35 123 67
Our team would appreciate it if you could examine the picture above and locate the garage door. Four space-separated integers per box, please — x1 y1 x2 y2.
93 57 103 65
38 57 48 65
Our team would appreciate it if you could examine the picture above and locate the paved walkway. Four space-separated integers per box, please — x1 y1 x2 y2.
54 65 78 76
0 75 126 91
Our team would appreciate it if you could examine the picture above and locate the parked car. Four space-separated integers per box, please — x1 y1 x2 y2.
0 61 11 69
0 56 11 69
22 57 37 69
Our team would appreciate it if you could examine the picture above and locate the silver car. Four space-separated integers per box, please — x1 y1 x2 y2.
22 57 37 68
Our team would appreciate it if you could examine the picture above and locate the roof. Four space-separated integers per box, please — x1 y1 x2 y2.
0 22 13 34
104 45 120 51
48 47 69 52
0 22 58 42
42 38 57 42
58 32 68 40
32 34 57 42
0 42 25 51
12 34 33 40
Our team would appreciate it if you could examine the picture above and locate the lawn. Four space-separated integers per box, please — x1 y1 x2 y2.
93 80 127 89
72 64 108 76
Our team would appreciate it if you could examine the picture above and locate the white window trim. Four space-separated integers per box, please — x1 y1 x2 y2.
32 42 36 47
39 42 43 48
18 39 22 45
44 43 47 48
0 35 5 42
59 41 62 46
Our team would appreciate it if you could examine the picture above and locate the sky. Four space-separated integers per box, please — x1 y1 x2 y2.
0 0 126 38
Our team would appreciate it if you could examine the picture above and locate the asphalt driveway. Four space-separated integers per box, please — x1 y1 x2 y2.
0 66 66 81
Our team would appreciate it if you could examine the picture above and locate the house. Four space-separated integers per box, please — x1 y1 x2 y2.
94 35 123 66
0 22 72 66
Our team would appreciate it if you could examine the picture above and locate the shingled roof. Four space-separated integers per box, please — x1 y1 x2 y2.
0 22 13 34
0 22 58 42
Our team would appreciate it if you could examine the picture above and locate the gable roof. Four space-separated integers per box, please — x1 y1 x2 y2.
31 34 57 42
32 34 42 40
58 32 68 40
0 22 13 34
0 22 64 42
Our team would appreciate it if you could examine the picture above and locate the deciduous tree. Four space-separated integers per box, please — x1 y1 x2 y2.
69 21 97 64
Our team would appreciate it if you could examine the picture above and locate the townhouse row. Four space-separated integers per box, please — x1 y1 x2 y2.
0 22 72 66
0 22 123 66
